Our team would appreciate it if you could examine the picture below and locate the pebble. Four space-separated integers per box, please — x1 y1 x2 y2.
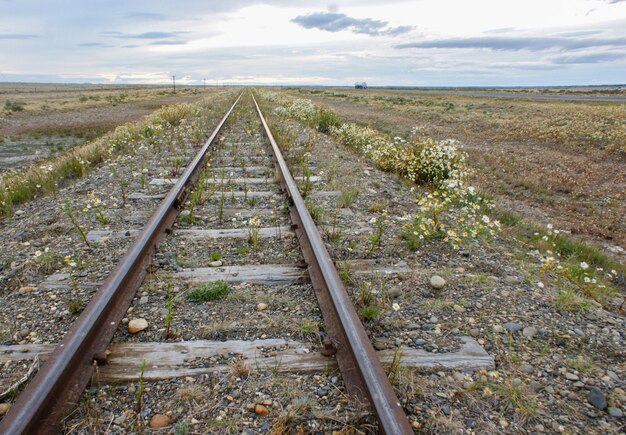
149 414 170 429
504 275 521 285
565 373 579 381
138 296 149 305
387 287 402 298
469 328 480 337
521 363 533 374
128 318 149 333
430 275 446 289
453 372 465 383
209 260 223 267
254 404 270 416
607 407 623 418
574 328 585 337
453 304 466 313
493 325 504 333
414 339 427 346
523 326 538 338
18 286 34 293
503 322 522 332
257 303 268 311
0 403 11 417
587 387 607 410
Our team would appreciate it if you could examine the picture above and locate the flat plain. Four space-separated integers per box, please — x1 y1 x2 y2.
293 86 626 255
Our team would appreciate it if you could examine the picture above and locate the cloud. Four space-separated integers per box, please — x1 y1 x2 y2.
0 33 37 39
78 42 107 47
125 13 167 20
292 11 412 36
149 40 187 46
551 52 625 64
100 31 184 40
396 36 626 51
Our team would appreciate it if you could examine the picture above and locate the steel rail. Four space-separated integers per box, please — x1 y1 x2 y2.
0 92 243 435
252 93 413 434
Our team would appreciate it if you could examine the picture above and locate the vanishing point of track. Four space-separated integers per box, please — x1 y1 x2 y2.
0 92 413 434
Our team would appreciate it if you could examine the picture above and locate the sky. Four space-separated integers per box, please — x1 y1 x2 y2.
1 0 626 86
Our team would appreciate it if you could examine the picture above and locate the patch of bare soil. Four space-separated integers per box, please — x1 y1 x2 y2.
0 94 203 138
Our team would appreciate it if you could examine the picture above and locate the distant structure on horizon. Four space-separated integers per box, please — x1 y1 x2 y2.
354 81 368 89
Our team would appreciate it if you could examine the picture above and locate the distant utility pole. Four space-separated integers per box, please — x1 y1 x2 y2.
172 75 176 93
203 78 206 89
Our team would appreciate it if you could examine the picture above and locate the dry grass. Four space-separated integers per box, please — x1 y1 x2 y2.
290 87 626 253
0 82 201 115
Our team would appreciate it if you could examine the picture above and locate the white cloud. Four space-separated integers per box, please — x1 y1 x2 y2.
0 0 625 86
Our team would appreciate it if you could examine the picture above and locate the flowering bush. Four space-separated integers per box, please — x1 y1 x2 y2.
536 223 619 303
274 98 316 122
263 91 500 250
402 188 499 250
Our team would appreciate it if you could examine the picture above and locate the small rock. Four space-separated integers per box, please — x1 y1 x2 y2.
254 404 270 416
18 286 34 293
257 303 268 311
453 372 465 383
128 318 149 334
209 260 223 267
414 339 427 346
149 414 170 429
588 387 607 410
521 363 533 374
503 322 523 332
138 296 149 305
608 407 623 418
0 403 11 417
523 327 538 338
469 328 480 337
504 276 521 285
565 373 579 381
499 418 509 429
430 275 446 289
453 304 466 313
114 415 126 425
387 287 402 299
493 325 504 333
573 328 585 337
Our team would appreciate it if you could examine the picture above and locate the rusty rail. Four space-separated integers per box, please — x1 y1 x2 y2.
252 93 413 434
0 93 243 435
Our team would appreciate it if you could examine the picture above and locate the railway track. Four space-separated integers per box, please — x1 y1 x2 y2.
0 91 413 433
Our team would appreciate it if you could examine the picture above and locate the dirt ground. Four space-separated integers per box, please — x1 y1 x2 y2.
292 88 626 258
0 84 225 170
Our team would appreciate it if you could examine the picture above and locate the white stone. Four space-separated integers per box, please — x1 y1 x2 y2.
128 318 149 334
430 275 446 289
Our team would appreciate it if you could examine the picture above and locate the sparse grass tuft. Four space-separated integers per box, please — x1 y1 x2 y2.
338 188 359 208
186 280 230 302
360 305 380 321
